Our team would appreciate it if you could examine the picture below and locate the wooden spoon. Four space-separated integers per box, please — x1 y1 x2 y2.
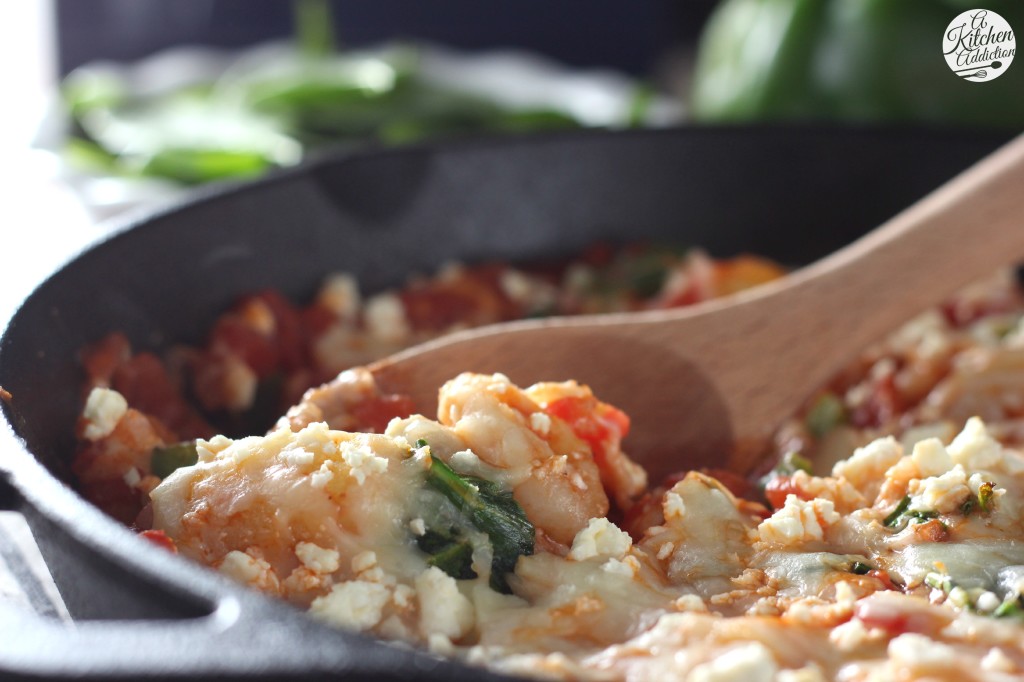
370 134 1024 481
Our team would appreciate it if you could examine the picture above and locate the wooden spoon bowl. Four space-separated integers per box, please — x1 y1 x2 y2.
371 135 1024 481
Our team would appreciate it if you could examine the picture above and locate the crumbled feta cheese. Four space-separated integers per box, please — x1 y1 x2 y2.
309 580 391 632
364 293 411 342
318 273 361 320
409 518 427 536
777 665 827 682
981 647 1016 673
219 550 265 584
293 422 332 448
489 373 511 388
392 584 415 609
663 491 687 520
948 417 1003 470
568 518 633 561
359 567 391 585
908 465 970 513
1006 317 1024 348
910 438 953 478
415 566 475 640
225 435 267 464
351 551 377 574
657 542 675 561
673 594 708 612
448 449 506 481
409 441 432 468
122 468 141 487
967 472 1006 508
499 269 557 311
887 633 957 668
757 495 840 546
829 619 873 652
832 436 903 491
686 642 778 682
529 412 552 436
564 263 595 293
891 311 951 359
788 470 866 511
218 550 279 592
976 591 1001 613
295 542 341 574
602 556 640 578
340 440 389 485
869 357 896 381
281 446 316 468
427 633 456 656
82 387 128 440
376 615 413 641
240 298 276 335
499 269 534 302
195 434 232 462
218 354 259 412
449 448 482 470
310 461 335 489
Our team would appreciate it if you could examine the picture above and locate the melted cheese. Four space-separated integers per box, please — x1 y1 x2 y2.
148 375 1024 681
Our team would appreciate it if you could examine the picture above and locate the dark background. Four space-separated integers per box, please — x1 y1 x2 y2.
56 0 718 76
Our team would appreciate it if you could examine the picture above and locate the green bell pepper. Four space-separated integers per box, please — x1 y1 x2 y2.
692 0 1024 128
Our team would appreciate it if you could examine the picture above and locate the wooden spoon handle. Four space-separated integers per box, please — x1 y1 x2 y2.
370 134 1024 480
787 132 1024 349
686 133 1024 474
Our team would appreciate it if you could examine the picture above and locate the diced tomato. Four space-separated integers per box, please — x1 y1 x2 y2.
139 529 178 554
713 256 786 296
253 290 308 372
940 291 1018 328
657 279 703 309
849 373 902 429
854 602 910 634
303 302 340 338
112 353 212 440
867 569 901 592
77 479 142 526
621 490 666 539
763 474 813 510
350 394 417 433
401 288 482 330
581 242 615 267
545 396 631 453
911 519 951 543
853 598 937 635
399 269 513 331
209 314 278 377
79 332 132 389
599 404 631 439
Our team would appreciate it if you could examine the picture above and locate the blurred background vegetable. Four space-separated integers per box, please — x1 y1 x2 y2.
43 0 1024 198
58 0 672 186
691 0 1024 128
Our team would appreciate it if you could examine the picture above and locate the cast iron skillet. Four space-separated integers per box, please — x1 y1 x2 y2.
0 127 1010 680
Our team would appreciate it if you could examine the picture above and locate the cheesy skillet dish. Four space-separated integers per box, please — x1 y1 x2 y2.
69 251 1024 681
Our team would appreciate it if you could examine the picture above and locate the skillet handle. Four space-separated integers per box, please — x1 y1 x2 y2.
0 468 487 681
